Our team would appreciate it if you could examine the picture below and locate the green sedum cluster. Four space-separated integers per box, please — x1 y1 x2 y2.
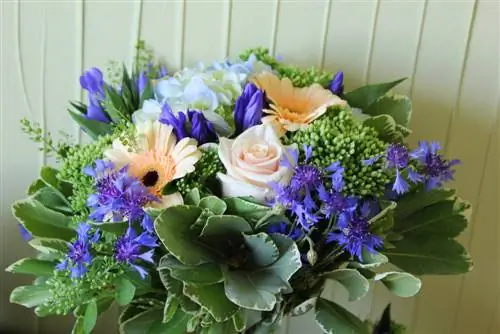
176 148 225 196
285 108 390 197
239 47 281 69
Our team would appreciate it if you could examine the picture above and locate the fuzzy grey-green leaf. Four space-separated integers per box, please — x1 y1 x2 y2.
244 233 279 267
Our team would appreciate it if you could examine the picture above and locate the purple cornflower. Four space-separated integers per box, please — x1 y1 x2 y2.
159 104 189 140
234 83 264 135
318 185 358 228
56 224 99 279
326 161 345 192
268 222 302 241
411 141 460 190
386 144 412 194
80 67 110 123
188 110 217 144
329 71 344 96
115 227 158 279
290 165 323 192
326 202 383 260
85 160 158 231
18 224 32 241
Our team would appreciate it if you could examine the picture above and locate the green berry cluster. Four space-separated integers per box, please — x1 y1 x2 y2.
277 65 332 88
37 256 123 316
285 108 390 197
239 47 281 69
176 148 225 196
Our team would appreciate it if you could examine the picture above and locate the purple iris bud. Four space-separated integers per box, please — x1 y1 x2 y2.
86 94 110 123
329 71 344 96
188 110 217 145
159 104 189 140
234 83 264 134
157 65 168 78
18 224 32 241
137 71 148 96
80 68 105 97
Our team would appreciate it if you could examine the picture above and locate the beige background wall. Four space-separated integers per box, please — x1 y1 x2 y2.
1 1 498 333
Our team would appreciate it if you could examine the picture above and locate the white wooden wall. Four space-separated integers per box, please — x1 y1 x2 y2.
1 1 498 333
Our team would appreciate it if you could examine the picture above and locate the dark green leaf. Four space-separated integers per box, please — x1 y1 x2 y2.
183 283 239 322
140 80 154 108
394 198 468 238
244 233 279 267
40 166 72 198
158 267 182 296
224 197 270 223
223 234 301 311
31 187 72 215
395 188 456 220
154 205 207 265
119 307 163 334
325 269 370 301
115 277 136 305
232 309 246 332
315 298 369 334
344 78 406 110
68 109 112 140
124 270 152 295
384 238 473 275
364 94 412 127
158 254 223 285
10 284 52 308
74 296 114 317
374 272 421 297
151 307 190 334
83 299 98 334
72 317 85 334
12 198 75 240
6 258 56 276
200 215 252 238
103 85 129 123
162 294 178 323
199 196 227 215
27 179 46 195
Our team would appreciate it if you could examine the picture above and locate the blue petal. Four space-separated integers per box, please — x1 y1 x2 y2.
392 169 410 194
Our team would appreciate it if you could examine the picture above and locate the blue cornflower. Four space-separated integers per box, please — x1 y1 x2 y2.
411 141 460 190
268 222 302 240
290 164 323 192
188 110 217 144
115 227 159 279
386 144 412 194
159 104 189 140
329 71 344 96
234 83 264 135
79 67 110 123
85 160 157 231
56 224 99 279
326 202 382 260
326 161 345 192
318 185 358 228
17 224 32 241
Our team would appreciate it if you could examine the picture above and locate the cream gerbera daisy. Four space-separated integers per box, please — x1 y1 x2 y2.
105 120 201 209
252 72 347 136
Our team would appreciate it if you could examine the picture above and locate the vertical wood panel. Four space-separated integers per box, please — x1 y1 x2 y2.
228 0 277 59
408 1 477 333
1 1 42 333
140 0 184 70
182 0 229 66
273 0 328 67
323 1 378 90
448 2 499 333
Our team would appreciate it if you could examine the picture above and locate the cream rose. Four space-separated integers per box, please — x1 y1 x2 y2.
217 124 296 202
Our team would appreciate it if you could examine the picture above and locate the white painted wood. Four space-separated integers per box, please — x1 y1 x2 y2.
0 1 498 333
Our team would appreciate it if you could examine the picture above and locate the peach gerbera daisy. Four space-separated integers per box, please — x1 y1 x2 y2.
252 72 347 136
104 120 201 209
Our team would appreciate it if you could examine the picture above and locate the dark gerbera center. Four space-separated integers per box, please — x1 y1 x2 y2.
142 171 159 187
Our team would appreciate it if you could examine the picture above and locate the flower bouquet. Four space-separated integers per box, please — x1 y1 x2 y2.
7 43 473 334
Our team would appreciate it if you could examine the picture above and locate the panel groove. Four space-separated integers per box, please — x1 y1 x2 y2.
179 0 187 68
130 0 143 70
270 0 281 55
363 0 380 84
224 0 233 58
15 0 34 116
408 0 428 99
319 0 332 69
40 7 47 167
75 0 84 145
443 0 479 156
